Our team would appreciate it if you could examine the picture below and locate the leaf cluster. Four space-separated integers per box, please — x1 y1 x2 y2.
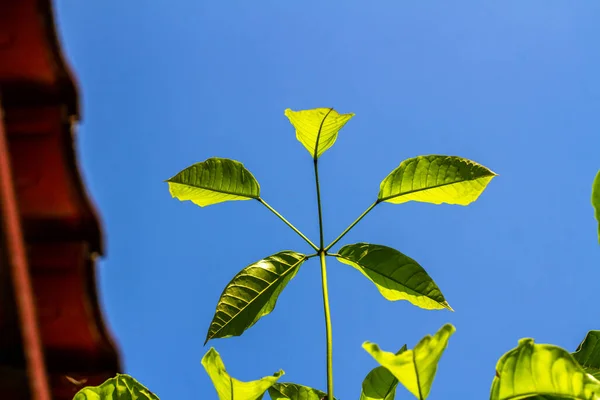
162 107 496 399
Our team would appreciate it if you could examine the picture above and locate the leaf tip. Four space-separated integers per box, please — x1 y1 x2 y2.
362 341 378 353
203 330 215 346
442 323 457 335
517 338 535 347
201 347 218 365
442 301 455 312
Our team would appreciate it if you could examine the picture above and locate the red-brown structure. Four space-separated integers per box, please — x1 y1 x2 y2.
0 1 121 399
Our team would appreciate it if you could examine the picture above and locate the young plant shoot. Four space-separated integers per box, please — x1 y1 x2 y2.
164 107 496 400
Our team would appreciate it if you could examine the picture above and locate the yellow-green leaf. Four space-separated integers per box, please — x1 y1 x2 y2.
592 170 600 244
205 251 306 344
73 374 159 400
166 157 260 207
491 338 600 400
337 243 452 311
573 331 600 380
378 155 496 205
202 348 283 400
284 108 354 158
360 345 407 400
363 324 455 400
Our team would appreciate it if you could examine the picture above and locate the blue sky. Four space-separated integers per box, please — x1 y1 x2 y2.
56 1 600 399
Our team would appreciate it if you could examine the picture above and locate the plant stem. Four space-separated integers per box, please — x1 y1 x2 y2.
258 198 319 252
319 250 334 399
314 108 334 399
314 159 325 248
324 200 379 252
315 158 333 397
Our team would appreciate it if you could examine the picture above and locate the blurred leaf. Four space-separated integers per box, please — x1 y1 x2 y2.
363 324 455 400
205 251 306 343
284 108 354 158
337 243 452 311
166 157 260 207
202 348 283 400
378 155 496 205
573 331 600 380
593 170 600 243
490 338 600 400
360 345 408 400
268 383 329 400
73 374 158 400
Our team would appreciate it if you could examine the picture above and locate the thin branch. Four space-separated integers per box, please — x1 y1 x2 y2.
325 201 379 252
257 198 319 252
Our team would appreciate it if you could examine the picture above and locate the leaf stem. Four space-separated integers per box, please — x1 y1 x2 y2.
324 201 379 252
319 250 334 399
258 198 319 252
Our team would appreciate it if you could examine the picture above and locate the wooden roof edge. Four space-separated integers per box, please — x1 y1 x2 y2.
46 0 106 255
64 117 105 256
41 0 120 370
40 0 80 120
43 0 104 255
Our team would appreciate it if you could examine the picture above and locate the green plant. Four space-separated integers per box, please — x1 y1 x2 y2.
162 107 495 400
72 112 599 400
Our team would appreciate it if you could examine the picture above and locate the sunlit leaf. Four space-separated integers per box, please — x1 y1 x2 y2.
592 170 600 243
73 374 159 400
284 108 354 158
363 324 455 400
205 251 306 343
166 157 260 207
378 155 496 205
337 243 452 311
268 383 329 400
490 338 600 400
202 348 283 400
360 345 408 400
573 331 600 380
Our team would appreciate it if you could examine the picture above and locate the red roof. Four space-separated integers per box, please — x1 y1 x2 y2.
0 0 121 398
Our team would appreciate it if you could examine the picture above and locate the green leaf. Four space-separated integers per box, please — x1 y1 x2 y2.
573 331 600 380
284 108 354 158
205 251 306 343
378 155 496 205
360 345 408 400
337 243 452 311
202 348 283 400
490 338 600 400
73 374 159 400
268 383 329 400
363 324 455 400
166 157 260 207
592 170 600 244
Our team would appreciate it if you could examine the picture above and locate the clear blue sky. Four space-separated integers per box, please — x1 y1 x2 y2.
55 1 600 399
